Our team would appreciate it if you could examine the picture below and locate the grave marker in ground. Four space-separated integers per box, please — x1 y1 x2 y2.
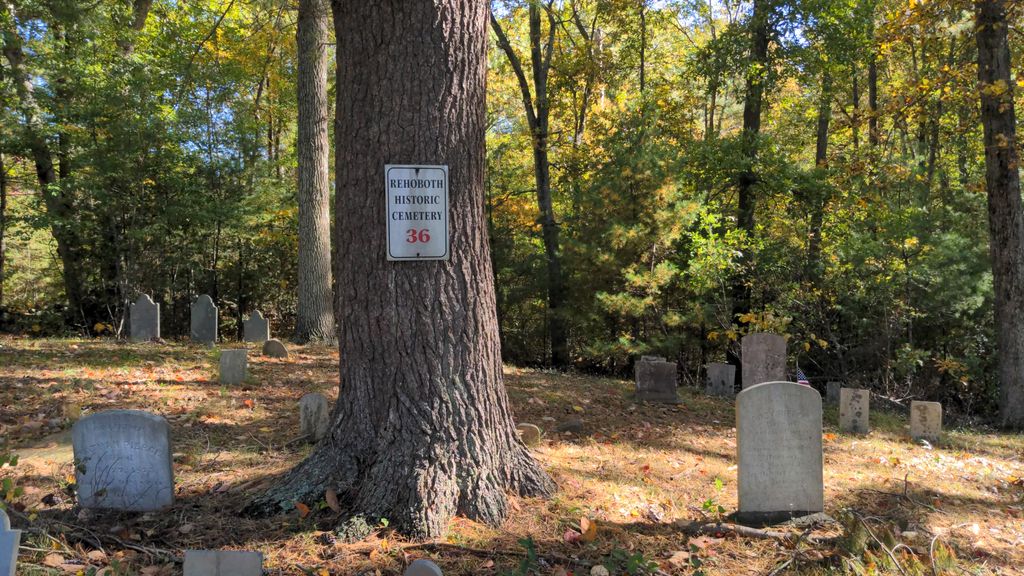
219 350 247 385
634 358 679 403
0 509 20 576
741 333 786 390
825 381 841 405
183 550 263 575
839 388 869 434
72 410 174 511
299 393 330 442
190 295 218 345
516 423 542 446
706 362 736 397
129 294 160 343
404 559 444 576
262 338 289 359
736 381 823 524
243 311 270 343
910 401 942 442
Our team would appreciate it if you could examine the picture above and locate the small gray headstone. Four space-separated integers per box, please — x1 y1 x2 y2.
825 381 842 405
741 333 787 390
190 294 218 345
219 350 248 385
243 310 270 343
910 401 942 442
0 509 20 576
640 355 666 363
299 393 330 442
405 559 443 576
635 360 679 403
516 423 542 446
737 381 823 524
129 294 160 343
706 362 736 397
184 550 263 576
839 388 869 434
262 338 289 359
72 410 174 511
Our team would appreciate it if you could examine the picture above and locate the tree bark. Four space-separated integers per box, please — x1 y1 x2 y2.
0 151 6 309
294 0 337 344
976 0 1024 428
807 69 831 281
491 4 569 367
868 53 879 147
249 0 555 536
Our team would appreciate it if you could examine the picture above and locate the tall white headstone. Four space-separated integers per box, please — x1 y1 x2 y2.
0 509 20 576
741 333 787 390
737 381 823 524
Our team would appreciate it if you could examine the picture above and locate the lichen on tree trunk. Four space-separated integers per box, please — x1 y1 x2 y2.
248 0 555 537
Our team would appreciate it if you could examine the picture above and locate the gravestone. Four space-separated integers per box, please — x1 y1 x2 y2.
839 388 869 434
910 401 942 442
741 333 787 389
190 295 218 345
825 381 842 405
634 359 679 403
219 350 248 385
706 362 736 397
0 509 20 576
640 355 666 363
299 393 330 442
262 338 289 359
72 410 174 511
736 381 823 524
184 550 263 576
405 559 444 576
129 294 160 343
243 310 270 343
516 423 542 446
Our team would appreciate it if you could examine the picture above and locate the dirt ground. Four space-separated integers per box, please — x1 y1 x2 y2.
1 336 1022 575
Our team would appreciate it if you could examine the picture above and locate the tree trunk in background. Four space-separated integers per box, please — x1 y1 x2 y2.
976 0 1024 428
0 151 6 309
491 5 568 367
868 55 879 147
295 0 336 344
249 0 555 536
807 70 831 281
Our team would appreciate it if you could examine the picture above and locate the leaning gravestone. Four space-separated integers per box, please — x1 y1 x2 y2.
706 362 736 397
190 294 218 345
634 358 679 403
737 381 823 524
72 410 174 511
262 338 289 359
184 550 263 576
299 393 330 442
129 294 160 343
741 333 787 390
405 559 444 576
825 381 842 405
910 401 942 442
839 388 869 434
0 509 20 576
243 310 270 343
219 350 247 385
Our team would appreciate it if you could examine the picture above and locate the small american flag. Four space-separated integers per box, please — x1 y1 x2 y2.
795 367 810 386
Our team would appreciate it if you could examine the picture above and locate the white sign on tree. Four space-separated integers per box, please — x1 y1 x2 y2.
385 165 449 261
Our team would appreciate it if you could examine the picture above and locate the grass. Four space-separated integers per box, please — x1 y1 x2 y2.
1 336 1022 575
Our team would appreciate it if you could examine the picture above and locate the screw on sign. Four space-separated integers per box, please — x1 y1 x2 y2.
385 165 449 261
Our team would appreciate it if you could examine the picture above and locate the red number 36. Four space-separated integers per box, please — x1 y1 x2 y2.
406 229 431 243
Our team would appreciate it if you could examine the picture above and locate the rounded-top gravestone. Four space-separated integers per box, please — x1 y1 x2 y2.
404 559 443 576
262 338 289 359
190 294 218 346
741 333 787 390
516 423 542 446
71 410 174 511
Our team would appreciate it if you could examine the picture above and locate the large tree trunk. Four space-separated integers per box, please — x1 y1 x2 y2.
294 0 337 344
807 69 831 281
976 0 1024 428
249 0 555 536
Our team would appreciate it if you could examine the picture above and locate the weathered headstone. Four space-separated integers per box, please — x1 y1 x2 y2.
737 381 823 524
706 362 736 397
243 310 270 343
72 410 174 511
741 333 787 390
634 359 679 403
640 355 666 363
839 388 869 434
0 509 20 576
405 559 443 576
299 393 330 442
516 423 542 446
910 401 942 442
190 295 218 345
219 350 248 385
129 294 160 343
183 550 263 576
825 381 842 405
262 338 289 359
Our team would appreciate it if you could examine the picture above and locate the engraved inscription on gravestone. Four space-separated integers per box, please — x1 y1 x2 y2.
737 381 824 524
910 401 942 442
190 294 218 345
299 393 330 442
72 410 174 511
385 165 449 261
0 509 21 576
839 388 869 434
706 362 736 397
741 333 787 390
635 359 679 403
130 294 160 343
